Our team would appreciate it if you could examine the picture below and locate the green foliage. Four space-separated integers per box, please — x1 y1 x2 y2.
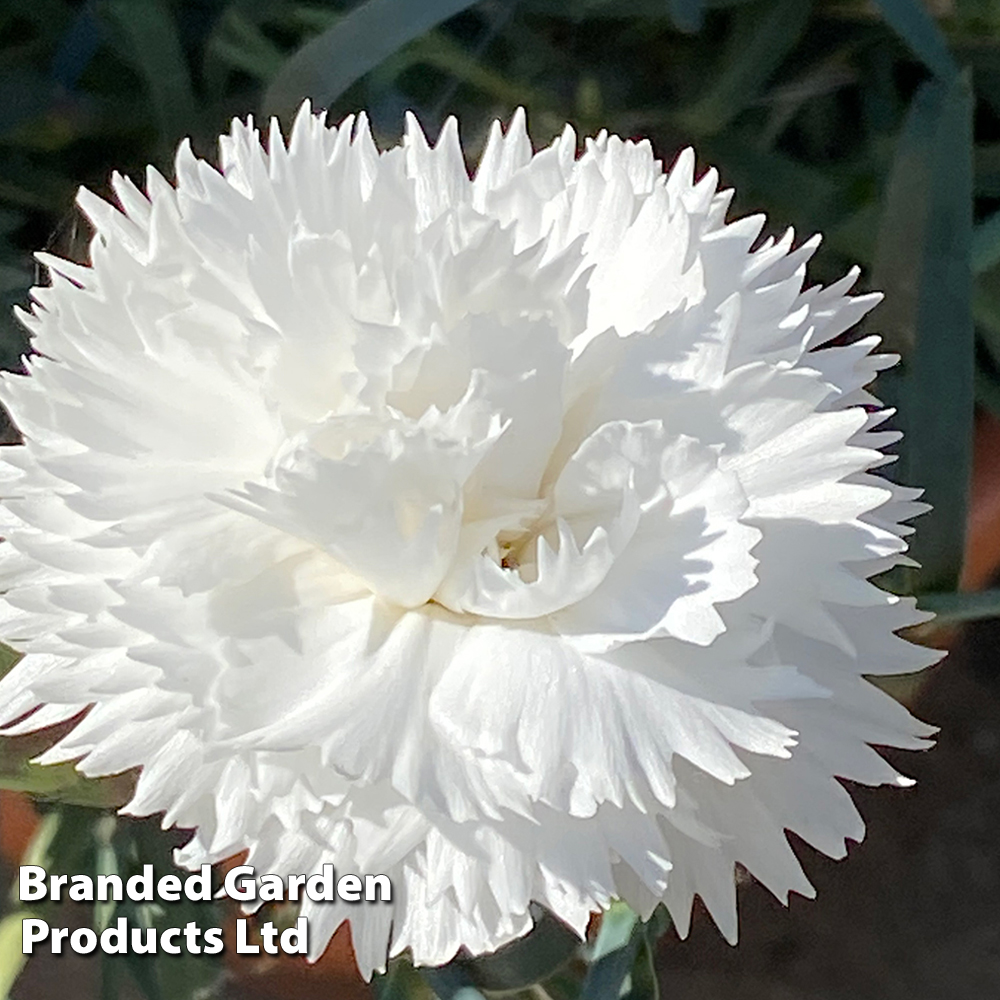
0 910 34 1000
0 645 20 681
373 959 437 1000
10 807 225 1000
458 905 581 991
675 0 815 137
0 681 135 806
103 0 197 158
375 902 670 1000
263 0 486 118
419 963 488 999
919 586 1000 623
669 0 705 34
872 0 958 80
874 70 975 595
577 902 670 1000
0 751 133 807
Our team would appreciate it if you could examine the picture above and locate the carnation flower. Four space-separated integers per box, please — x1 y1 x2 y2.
0 105 939 975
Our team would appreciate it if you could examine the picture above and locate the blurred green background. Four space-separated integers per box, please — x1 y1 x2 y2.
3 1 1000 998
1 0 998 602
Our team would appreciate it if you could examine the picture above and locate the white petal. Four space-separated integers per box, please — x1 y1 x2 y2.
0 103 938 970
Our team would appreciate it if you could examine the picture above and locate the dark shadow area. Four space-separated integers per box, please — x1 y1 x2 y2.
656 622 1000 1000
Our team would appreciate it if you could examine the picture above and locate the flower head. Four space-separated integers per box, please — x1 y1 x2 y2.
0 105 938 974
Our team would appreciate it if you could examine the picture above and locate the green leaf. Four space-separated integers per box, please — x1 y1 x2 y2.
19 810 62 872
918 588 1000 624
973 209 1000 274
401 32 550 110
974 280 1000 373
94 817 119 932
102 952 123 1000
975 142 1000 197
575 903 671 1000
0 729 135 807
704 134 841 229
579 902 641 1000
517 0 660 17
373 958 435 1000
419 963 486 1000
519 0 750 16
0 758 134 807
589 901 639 962
976 364 1000 421
207 8 286 84
157 948 223 1000
0 67 57 137
0 912 35 1000
871 0 956 81
871 72 974 594
622 934 658 1000
122 950 163 1000
0 284 32 374
675 0 813 136
0 644 20 681
668 0 703 33
461 906 580 992
102 0 196 150
262 0 482 120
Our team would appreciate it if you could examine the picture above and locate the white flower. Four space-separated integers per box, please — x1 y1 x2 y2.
0 105 939 975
